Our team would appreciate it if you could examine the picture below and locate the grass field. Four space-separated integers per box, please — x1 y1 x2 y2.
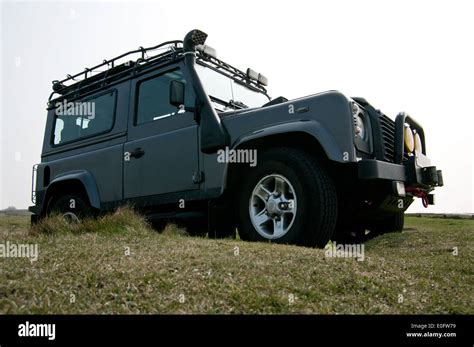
0 209 472 314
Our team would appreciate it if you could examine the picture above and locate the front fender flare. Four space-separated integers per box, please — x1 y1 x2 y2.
44 170 101 211
231 120 348 161
221 120 355 191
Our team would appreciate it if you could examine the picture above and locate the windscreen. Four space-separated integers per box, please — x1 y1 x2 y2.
195 63 269 111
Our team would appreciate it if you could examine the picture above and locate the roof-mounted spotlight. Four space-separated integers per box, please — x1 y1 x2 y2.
196 44 217 58
246 68 259 81
52 80 65 93
247 68 268 86
257 73 268 86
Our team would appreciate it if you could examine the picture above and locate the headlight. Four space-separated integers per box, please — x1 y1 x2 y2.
404 124 414 153
354 114 367 140
352 103 368 141
414 130 423 153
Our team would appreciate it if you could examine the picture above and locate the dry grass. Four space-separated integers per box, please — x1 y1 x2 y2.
0 209 472 314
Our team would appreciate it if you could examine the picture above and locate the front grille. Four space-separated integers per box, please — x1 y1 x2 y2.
378 114 396 162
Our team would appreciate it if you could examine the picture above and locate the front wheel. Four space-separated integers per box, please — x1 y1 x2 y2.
236 148 337 248
49 194 92 223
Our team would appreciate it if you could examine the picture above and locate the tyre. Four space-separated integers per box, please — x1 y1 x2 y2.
372 212 404 235
236 147 337 248
50 193 92 222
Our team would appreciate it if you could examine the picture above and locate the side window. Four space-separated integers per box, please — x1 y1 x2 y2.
136 69 193 125
53 90 116 145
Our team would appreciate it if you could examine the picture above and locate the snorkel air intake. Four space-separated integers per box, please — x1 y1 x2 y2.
183 29 229 154
183 30 208 52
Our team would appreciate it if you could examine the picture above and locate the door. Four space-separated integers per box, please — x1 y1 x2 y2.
124 66 199 199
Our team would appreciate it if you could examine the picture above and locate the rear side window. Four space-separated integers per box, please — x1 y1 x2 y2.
53 90 116 145
136 69 193 125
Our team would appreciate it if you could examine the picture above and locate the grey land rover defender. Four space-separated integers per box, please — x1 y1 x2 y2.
29 29 443 247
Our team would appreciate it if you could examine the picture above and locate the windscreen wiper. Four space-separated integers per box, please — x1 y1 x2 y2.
209 95 232 109
229 100 248 109
209 96 249 110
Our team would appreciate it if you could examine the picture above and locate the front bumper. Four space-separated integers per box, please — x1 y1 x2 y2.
357 154 443 211
358 153 443 189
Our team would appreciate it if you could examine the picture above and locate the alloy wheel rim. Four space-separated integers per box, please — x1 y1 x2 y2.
63 212 80 224
249 174 297 240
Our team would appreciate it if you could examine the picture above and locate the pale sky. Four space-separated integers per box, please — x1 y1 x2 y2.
1 0 473 213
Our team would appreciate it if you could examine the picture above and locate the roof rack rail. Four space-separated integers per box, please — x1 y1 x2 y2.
49 40 183 104
196 52 268 95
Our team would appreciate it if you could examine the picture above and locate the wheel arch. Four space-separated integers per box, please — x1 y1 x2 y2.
224 130 332 194
43 170 101 214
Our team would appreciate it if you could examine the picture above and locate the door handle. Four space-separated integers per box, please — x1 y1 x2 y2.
130 147 145 158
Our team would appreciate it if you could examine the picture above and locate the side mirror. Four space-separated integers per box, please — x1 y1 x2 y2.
170 80 185 108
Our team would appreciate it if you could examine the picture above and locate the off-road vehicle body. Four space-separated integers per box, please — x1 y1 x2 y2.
29 30 443 247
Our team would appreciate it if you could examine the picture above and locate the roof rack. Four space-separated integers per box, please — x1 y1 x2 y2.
49 40 183 104
196 52 268 96
48 36 269 106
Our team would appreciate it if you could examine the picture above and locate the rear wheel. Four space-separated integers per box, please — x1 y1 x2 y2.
49 194 92 222
236 148 337 248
